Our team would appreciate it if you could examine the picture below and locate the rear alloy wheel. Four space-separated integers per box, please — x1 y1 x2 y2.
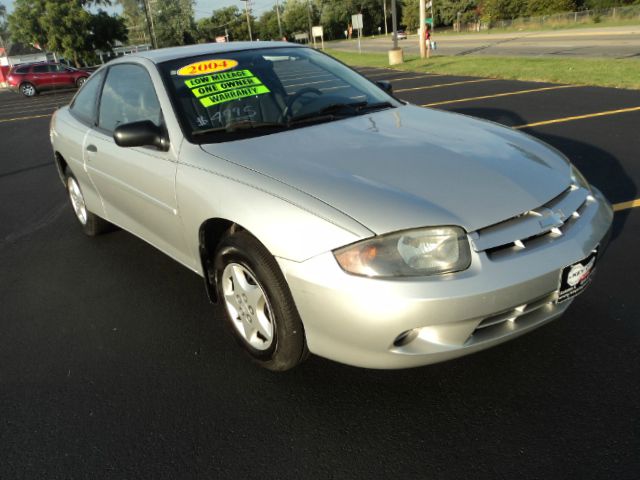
76 77 87 88
215 230 308 371
65 170 111 236
20 82 37 97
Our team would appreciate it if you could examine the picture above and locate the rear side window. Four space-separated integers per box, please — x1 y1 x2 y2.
70 69 106 124
14 66 30 74
98 64 162 133
32 65 49 73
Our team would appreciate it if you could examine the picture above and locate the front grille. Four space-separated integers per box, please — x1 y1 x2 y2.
467 292 559 345
469 185 594 258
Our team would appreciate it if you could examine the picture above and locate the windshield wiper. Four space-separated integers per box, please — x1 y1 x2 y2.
356 101 394 113
192 120 286 136
288 101 394 126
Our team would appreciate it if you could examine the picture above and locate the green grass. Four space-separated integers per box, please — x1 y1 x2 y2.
326 50 640 90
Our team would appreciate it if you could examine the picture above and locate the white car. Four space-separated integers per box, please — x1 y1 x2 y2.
50 42 613 371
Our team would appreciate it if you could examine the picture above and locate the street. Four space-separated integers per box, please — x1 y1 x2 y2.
330 25 640 59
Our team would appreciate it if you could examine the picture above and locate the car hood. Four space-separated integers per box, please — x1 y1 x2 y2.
200 105 571 234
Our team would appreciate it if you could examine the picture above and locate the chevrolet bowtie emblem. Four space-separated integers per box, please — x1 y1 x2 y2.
538 208 566 230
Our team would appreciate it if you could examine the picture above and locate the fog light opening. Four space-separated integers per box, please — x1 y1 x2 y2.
393 328 420 347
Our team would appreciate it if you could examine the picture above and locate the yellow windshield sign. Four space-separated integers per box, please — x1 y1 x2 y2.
184 69 253 88
184 69 271 107
200 85 271 107
191 76 265 98
177 59 238 76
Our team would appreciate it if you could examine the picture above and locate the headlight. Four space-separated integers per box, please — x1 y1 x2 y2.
334 226 471 278
570 165 591 192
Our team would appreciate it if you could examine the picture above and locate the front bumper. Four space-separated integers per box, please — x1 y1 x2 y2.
277 188 613 369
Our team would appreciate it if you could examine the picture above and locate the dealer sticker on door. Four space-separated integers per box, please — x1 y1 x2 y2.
557 249 598 303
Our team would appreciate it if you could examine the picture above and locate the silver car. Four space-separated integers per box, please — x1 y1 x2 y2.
50 43 613 370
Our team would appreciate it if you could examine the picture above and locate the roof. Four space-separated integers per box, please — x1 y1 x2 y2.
129 41 302 64
7 43 44 57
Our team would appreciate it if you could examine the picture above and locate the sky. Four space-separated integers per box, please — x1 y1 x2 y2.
2 0 276 19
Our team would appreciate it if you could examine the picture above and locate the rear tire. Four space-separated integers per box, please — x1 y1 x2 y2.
20 82 37 97
214 230 308 371
65 169 111 236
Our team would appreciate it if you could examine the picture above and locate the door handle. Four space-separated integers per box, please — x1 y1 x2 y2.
86 144 98 153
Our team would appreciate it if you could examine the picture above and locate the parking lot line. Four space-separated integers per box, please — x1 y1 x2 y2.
365 71 440 80
513 106 640 129
613 199 640 212
0 102 69 115
385 74 446 82
395 78 498 93
423 85 579 107
0 113 52 123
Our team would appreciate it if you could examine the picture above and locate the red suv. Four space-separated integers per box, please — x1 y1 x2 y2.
7 62 91 97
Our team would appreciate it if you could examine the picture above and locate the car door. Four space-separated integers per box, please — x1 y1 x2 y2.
31 64 55 90
84 62 187 262
50 64 73 88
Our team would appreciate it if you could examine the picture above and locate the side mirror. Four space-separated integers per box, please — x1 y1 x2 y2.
376 80 393 95
113 120 169 151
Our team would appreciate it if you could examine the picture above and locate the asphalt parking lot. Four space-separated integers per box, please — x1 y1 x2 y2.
1 69 639 479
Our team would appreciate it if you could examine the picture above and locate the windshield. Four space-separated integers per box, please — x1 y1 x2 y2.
159 46 399 143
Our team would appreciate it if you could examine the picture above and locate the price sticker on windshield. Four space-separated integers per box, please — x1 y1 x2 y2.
177 59 238 76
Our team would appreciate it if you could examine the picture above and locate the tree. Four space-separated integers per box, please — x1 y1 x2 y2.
8 0 48 48
152 0 196 47
434 0 480 24
118 0 150 45
8 0 127 66
526 0 576 16
0 2 9 44
402 0 420 31
283 0 318 36
479 0 527 21
89 10 129 52
257 5 284 41
197 6 254 42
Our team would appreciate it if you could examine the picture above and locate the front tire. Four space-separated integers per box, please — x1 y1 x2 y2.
76 77 87 88
20 82 37 97
214 230 308 371
65 170 111 236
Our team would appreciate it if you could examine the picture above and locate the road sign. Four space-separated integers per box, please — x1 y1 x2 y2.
352 14 363 30
425 18 433 25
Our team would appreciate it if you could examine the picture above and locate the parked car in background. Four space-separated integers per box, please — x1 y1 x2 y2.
7 62 91 97
396 30 407 40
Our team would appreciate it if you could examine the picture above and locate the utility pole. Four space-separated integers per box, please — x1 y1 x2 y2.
306 0 313 45
142 0 157 49
275 0 283 39
419 0 426 58
241 0 253 41
383 0 387 36
391 0 398 50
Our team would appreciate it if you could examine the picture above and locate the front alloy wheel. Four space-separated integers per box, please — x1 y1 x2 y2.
222 263 275 351
214 230 308 371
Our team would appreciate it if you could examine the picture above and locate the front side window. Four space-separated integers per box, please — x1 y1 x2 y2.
159 46 399 143
69 68 106 124
98 64 162 133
